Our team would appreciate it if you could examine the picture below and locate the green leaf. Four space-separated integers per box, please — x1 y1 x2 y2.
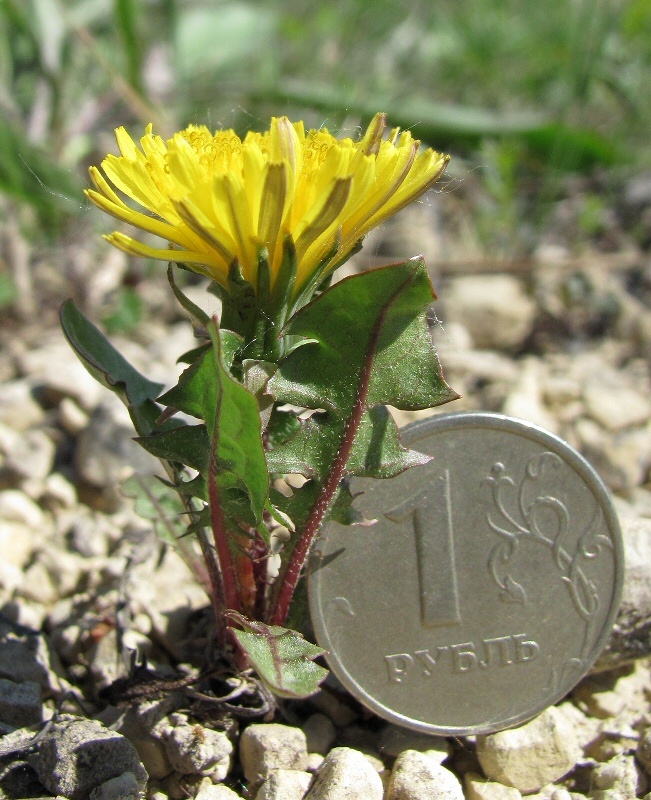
204 318 269 529
115 0 143 94
60 299 163 436
228 612 327 699
136 424 210 473
177 342 212 365
158 329 243 420
267 258 458 485
122 474 188 544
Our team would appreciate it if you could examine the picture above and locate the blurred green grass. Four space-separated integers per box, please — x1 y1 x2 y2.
1 0 650 236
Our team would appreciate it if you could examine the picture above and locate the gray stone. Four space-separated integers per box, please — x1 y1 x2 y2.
27 715 147 800
583 372 651 432
0 520 35 571
595 513 651 670
574 660 651 724
163 723 232 777
590 755 645 800
574 418 651 492
0 379 44 431
0 677 42 726
443 275 536 350
502 358 559 433
59 396 91 434
476 707 582 793
0 615 60 693
240 723 308 786
75 402 159 488
465 773 523 800
0 490 46 528
386 750 464 800
305 747 383 800
309 688 359 727
378 723 451 763
255 768 313 800
113 699 179 780
0 426 56 481
16 333 105 409
302 713 336 756
89 771 142 800
0 726 49 798
637 727 651 775
195 784 243 799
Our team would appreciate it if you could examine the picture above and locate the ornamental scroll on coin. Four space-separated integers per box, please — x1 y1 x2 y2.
308 412 624 736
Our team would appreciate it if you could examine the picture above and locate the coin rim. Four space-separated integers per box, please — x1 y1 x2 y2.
308 411 625 735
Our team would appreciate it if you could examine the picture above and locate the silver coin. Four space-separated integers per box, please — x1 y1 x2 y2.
308 412 624 736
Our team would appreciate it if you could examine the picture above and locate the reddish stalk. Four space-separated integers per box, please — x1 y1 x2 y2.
268 273 416 625
208 467 243 617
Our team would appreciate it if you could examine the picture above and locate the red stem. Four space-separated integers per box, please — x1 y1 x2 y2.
268 272 416 625
208 474 243 616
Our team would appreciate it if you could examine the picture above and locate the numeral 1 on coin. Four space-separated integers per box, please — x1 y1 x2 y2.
386 469 461 628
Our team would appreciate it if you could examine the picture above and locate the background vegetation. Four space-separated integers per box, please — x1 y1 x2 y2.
1 0 650 322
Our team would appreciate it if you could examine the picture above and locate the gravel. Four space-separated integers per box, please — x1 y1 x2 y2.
0 201 651 799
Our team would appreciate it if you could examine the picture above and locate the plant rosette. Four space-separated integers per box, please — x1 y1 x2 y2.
61 113 458 700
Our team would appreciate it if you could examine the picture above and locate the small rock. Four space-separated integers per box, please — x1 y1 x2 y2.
89 771 141 800
305 747 383 800
444 275 536 350
591 754 644 800
0 426 56 481
59 396 91 434
0 615 60 693
68 511 111 557
476 707 582 792
502 358 558 433
378 723 451 763
574 661 650 724
465 772 524 800
574 418 651 492
583 371 651 432
0 726 49 797
554 702 600 754
596 514 651 670
164 723 232 777
16 333 105 409
131 547 209 660
40 471 78 508
112 702 174 781
0 520 36 570
307 753 325 772
0 677 42 726
638 727 651 775
240 723 308 786
195 784 243 799
302 713 336 756
386 750 464 800
255 768 313 799
75 402 159 488
0 489 46 528
0 379 44 431
27 715 148 800
309 687 360 727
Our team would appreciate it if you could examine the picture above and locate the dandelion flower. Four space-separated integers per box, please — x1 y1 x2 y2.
87 113 449 299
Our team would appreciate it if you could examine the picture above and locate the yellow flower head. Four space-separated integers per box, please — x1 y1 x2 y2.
87 113 449 297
